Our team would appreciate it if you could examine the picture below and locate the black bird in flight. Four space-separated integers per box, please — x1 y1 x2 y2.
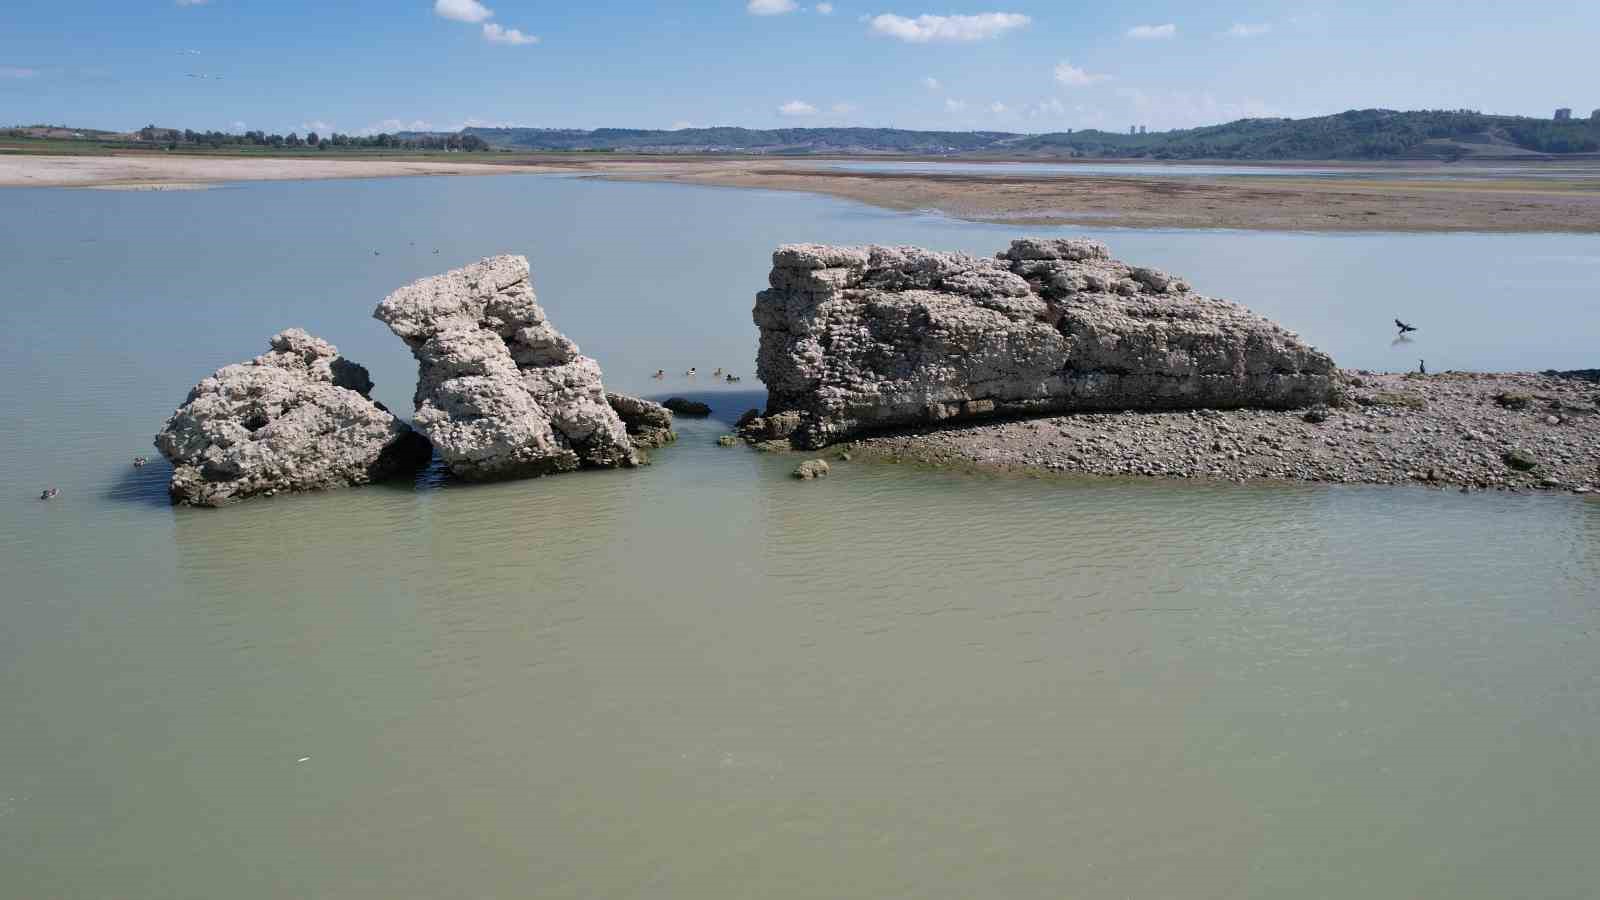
1395 318 1417 337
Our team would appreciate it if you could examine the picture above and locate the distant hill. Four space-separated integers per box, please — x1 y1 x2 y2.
460 109 1600 160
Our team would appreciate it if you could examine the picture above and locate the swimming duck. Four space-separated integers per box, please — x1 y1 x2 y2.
40 487 59 501
685 367 697 377
652 369 665 379
132 456 148 467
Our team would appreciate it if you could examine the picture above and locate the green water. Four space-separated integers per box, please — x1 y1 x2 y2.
2 176 1599 899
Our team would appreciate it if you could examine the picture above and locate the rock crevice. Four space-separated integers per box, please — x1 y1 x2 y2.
753 238 1337 448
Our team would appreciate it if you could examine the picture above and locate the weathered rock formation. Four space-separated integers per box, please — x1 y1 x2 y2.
154 329 431 506
753 238 1337 448
606 392 677 449
375 255 645 480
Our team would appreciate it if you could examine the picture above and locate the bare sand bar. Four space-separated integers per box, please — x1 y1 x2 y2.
0 154 550 189
5 152 1600 232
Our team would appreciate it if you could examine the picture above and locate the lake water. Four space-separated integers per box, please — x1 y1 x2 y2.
3 174 1599 899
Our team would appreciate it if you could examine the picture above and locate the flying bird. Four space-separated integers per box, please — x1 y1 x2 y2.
1395 318 1417 336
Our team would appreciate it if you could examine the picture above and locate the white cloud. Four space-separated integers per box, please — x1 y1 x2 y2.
1226 23 1272 37
175 0 210 6
455 117 513 129
1029 98 1065 118
747 0 798 14
1054 60 1110 87
230 120 247 131
831 102 859 115
669 121 696 131
815 2 834 12
483 23 539 45
1115 87 1276 128
1126 23 1175 39
435 0 493 23
777 99 817 116
922 76 940 90
301 120 334 133
360 119 435 136
989 101 1007 114
0 66 39 79
944 98 967 112
868 12 1029 43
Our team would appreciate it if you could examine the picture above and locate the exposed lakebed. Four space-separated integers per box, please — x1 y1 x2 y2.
3 174 1599 899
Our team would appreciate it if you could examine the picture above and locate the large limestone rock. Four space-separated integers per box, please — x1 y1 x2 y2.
754 238 1337 448
154 329 432 506
605 392 677 449
374 255 640 480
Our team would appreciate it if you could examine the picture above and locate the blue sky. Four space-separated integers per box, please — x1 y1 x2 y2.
1 1 1595 135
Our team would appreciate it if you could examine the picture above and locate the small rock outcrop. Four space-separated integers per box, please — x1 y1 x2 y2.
662 397 712 417
753 239 1337 448
606 392 677 449
375 255 639 480
154 329 431 506
793 459 831 479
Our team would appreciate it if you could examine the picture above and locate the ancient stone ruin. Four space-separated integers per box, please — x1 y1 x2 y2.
749 238 1337 448
154 329 432 506
375 255 659 480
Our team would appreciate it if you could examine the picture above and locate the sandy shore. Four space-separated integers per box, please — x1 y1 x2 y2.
0 154 555 189
5 152 1599 231
837 372 1600 495
588 159 1600 233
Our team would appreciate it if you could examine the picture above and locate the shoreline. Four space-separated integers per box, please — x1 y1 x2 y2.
830 372 1600 495
2 152 1598 232
591 162 1600 233
0 153 559 189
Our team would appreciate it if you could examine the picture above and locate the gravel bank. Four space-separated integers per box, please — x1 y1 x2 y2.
847 372 1600 494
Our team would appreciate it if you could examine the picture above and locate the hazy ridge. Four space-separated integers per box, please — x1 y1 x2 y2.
450 109 1600 160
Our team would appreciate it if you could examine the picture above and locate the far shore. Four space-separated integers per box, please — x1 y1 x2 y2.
4 151 1600 232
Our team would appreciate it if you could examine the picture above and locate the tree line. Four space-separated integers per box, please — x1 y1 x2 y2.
133 125 490 152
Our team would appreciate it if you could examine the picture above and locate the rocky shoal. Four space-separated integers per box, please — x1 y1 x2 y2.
842 371 1600 494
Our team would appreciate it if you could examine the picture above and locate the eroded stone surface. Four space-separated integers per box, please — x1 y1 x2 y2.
606 392 677 449
754 238 1337 448
375 256 637 480
154 329 431 506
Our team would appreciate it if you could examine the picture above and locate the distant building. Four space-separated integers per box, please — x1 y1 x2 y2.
1138 125 1147 135
1554 108 1572 121
1592 109 1600 121
1128 125 1136 135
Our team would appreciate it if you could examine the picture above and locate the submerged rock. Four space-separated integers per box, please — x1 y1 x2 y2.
662 397 712 417
154 329 431 507
753 238 1337 448
606 392 677 449
374 255 637 480
793 459 830 479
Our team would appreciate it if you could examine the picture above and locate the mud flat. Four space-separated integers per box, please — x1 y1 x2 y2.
596 161 1600 233
847 372 1600 494
6 153 1599 232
